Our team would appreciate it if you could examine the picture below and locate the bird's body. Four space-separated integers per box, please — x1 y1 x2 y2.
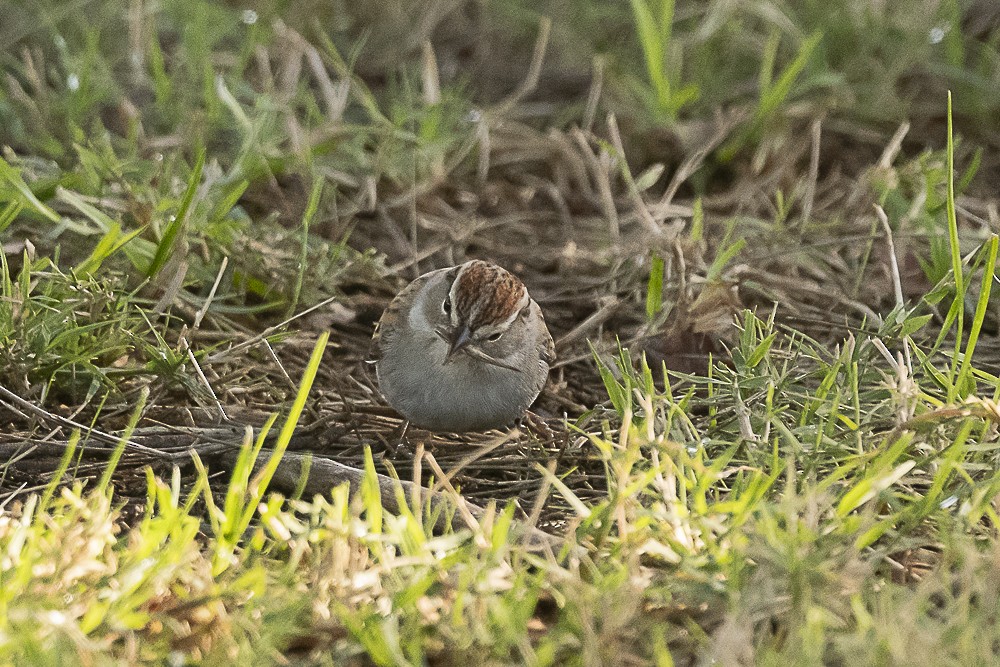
371 261 554 432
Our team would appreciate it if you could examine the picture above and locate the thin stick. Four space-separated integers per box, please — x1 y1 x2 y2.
494 17 552 115
423 451 485 542
875 204 912 371
193 256 228 330
0 384 172 459
607 113 659 236
186 347 228 421
204 295 340 364
582 56 605 133
801 117 822 226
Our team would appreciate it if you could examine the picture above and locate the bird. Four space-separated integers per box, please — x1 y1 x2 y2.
371 260 555 432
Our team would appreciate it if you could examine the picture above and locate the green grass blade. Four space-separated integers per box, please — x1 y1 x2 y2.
757 31 822 124
0 201 23 235
629 0 672 117
288 177 324 317
944 91 964 401
645 254 665 320
96 388 148 495
0 158 60 222
73 223 146 276
361 446 384 535
147 148 205 278
233 332 330 541
37 431 80 514
955 235 998 396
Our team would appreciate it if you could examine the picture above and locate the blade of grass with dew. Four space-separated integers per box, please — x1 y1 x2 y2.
147 147 205 278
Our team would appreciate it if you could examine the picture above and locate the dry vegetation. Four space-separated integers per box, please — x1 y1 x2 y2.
1 0 1000 664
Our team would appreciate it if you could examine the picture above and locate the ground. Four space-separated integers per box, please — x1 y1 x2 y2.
2 1 1000 665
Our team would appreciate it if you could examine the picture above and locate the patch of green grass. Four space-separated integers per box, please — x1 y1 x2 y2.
0 1 435 322
0 254 143 402
496 0 1000 165
628 0 699 123
7 285 1000 663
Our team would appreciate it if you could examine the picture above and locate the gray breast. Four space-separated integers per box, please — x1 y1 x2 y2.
376 328 545 432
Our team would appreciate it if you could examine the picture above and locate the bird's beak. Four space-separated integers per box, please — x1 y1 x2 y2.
444 325 471 362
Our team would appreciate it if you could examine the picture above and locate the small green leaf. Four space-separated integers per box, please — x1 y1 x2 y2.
635 163 665 192
899 313 933 337
745 332 777 368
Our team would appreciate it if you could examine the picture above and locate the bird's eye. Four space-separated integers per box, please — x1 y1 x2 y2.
486 331 503 342
442 298 452 315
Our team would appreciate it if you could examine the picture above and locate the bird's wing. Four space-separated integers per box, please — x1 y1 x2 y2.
537 301 556 366
368 267 450 363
